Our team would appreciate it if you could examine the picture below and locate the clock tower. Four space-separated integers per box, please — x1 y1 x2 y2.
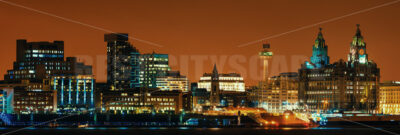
348 24 368 65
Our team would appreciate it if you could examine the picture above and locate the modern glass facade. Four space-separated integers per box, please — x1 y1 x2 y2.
105 33 140 90
139 53 170 88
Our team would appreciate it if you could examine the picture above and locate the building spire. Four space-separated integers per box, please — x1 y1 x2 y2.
318 27 323 38
355 24 361 37
212 63 218 75
314 27 326 48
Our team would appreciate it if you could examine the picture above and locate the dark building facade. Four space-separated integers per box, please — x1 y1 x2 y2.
105 33 140 90
4 40 92 84
299 25 380 113
210 64 220 106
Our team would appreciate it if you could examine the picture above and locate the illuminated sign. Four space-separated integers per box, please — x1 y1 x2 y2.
259 52 273 56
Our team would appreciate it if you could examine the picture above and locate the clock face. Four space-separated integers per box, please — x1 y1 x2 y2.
351 48 356 55
359 49 365 55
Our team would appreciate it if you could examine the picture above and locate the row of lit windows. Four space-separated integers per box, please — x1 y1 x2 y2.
27 50 63 54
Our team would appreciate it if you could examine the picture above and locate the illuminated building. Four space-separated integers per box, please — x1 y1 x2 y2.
259 43 273 81
265 72 299 113
0 88 13 113
191 83 210 111
102 88 183 114
51 75 95 112
145 90 183 113
379 81 400 114
253 43 273 107
105 33 140 90
198 66 245 92
4 39 92 87
195 65 248 108
4 39 66 83
1 39 95 114
182 91 193 112
0 86 56 114
139 52 170 88
299 26 380 113
156 71 189 92
219 91 247 107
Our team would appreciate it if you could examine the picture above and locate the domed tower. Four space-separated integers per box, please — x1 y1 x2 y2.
348 24 368 66
306 28 330 69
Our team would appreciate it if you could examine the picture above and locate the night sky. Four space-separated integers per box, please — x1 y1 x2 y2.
1 0 399 85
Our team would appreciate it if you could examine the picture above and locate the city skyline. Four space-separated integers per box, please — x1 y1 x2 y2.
1 0 399 86
1 1 400 134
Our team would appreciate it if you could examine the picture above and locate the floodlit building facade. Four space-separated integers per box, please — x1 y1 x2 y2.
299 26 380 113
102 88 183 114
51 75 95 112
198 67 245 92
379 81 400 114
156 71 189 92
264 72 299 113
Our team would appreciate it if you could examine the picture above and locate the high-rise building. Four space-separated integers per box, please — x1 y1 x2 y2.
4 39 65 83
299 26 380 113
139 52 170 88
1 39 94 114
105 33 140 90
379 81 400 115
156 71 189 92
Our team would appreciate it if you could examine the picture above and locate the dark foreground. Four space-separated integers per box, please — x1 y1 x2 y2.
0 127 399 135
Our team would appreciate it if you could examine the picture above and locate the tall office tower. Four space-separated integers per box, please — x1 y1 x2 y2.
4 39 65 83
209 64 220 106
105 33 140 90
299 26 379 113
139 52 170 88
259 43 273 81
4 40 92 84
2 39 94 114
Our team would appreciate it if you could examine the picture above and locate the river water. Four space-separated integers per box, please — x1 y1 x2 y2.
0 127 398 135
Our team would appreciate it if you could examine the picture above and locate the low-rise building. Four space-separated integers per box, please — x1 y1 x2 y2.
51 75 95 112
379 81 400 114
102 88 184 114
156 71 189 92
